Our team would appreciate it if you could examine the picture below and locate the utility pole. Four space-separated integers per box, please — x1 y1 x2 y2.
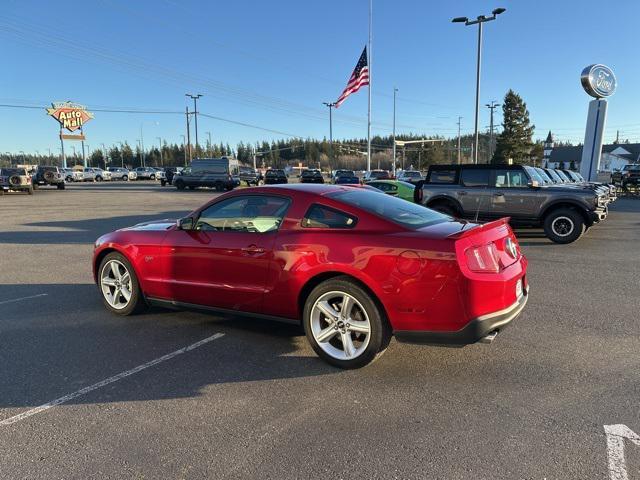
392 87 398 174
101 143 107 167
206 131 212 157
186 93 202 155
457 116 463 164
139 124 145 167
322 102 336 170
486 101 500 162
180 135 187 166
156 137 163 166
185 106 192 163
452 8 506 164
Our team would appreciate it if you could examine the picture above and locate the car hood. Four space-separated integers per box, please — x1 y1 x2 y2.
119 219 176 231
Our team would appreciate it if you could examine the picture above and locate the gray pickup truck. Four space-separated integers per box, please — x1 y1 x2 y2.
415 164 608 244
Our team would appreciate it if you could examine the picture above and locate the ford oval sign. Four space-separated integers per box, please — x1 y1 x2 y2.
581 64 617 98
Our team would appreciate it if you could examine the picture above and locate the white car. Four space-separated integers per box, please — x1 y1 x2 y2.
108 167 137 181
93 168 112 181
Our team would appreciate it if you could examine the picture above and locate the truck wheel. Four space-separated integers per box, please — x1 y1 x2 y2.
543 208 585 244
214 182 224 192
32 183 38 190
57 183 66 190
161 180 166 186
429 202 458 217
28 186 34 195
175 179 185 190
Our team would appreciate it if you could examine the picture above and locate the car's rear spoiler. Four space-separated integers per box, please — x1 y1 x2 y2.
447 217 511 240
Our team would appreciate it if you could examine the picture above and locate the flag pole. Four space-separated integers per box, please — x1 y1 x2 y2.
367 0 372 172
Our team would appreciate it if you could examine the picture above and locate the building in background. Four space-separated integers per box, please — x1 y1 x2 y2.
545 142 640 171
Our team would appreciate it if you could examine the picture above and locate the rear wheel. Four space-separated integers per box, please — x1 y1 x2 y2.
150 174 156 180
175 179 185 190
98 252 146 315
429 201 458 217
57 183 65 190
161 180 166 186
27 186 34 195
543 208 585 244
303 277 391 369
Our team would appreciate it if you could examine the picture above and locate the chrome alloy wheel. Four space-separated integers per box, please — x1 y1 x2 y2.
310 291 371 361
551 216 574 237
100 259 133 310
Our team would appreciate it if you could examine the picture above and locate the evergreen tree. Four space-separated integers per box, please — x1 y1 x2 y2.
493 89 535 164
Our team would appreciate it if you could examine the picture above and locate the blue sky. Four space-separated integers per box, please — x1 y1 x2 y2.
1 0 639 155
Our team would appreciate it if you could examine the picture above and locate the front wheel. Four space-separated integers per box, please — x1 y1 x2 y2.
98 252 147 315
161 180 166 186
57 183 65 190
175 179 185 190
303 277 391 369
150 174 156 180
543 208 585 244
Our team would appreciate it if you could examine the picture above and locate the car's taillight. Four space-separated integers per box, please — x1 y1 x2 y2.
464 243 500 273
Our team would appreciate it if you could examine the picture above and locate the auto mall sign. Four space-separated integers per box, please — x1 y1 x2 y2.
581 64 617 98
46 101 94 132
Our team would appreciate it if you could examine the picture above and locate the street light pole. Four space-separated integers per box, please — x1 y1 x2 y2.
452 7 506 164
156 137 164 166
457 116 462 164
139 124 145 167
180 134 187 166
206 131 212 156
186 93 202 154
322 102 336 169
392 87 398 174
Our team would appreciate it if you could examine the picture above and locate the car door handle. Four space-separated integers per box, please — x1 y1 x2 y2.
242 245 265 254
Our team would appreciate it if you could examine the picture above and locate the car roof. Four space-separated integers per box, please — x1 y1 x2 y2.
238 183 365 196
429 164 525 170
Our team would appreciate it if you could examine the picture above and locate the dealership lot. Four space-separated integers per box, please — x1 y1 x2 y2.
0 183 638 479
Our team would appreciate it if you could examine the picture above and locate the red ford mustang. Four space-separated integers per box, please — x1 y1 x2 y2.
93 184 528 368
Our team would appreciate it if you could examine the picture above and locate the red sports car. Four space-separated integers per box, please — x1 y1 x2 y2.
93 184 528 368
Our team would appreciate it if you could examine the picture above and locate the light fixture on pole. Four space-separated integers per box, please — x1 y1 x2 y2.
322 102 336 169
452 7 506 164
485 101 500 162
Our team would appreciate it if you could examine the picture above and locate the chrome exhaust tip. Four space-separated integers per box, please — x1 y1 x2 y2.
479 330 499 344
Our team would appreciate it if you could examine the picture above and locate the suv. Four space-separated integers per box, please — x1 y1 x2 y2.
416 164 608 244
239 167 261 186
172 158 237 191
32 166 65 190
108 167 136 181
363 169 391 182
300 169 324 184
264 169 288 184
611 164 640 188
160 167 182 186
134 167 158 180
0 167 33 195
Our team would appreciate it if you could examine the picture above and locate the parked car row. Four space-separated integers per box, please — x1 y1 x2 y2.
611 163 640 188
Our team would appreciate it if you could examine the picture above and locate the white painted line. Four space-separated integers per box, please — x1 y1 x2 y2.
0 332 225 426
604 424 640 480
0 293 48 306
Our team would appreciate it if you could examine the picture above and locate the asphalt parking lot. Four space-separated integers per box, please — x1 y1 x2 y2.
1 182 638 479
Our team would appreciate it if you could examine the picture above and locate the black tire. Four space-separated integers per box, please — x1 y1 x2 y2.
57 183 65 190
96 176 103 182
214 182 224 192
543 208 585 244
150 174 156 180
98 252 147 316
32 183 38 190
123 175 128 181
0 189 4 196
27 186 34 195
188 186 195 190
175 179 185 190
429 202 458 217
161 180 166 186
303 276 391 369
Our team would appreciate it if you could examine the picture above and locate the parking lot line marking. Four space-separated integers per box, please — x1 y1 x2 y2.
0 293 48 306
0 332 225 427
604 424 640 480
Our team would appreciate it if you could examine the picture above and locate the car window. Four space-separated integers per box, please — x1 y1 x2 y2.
460 169 489 187
494 169 527 188
195 195 290 233
329 189 447 229
302 204 357 229
428 169 457 184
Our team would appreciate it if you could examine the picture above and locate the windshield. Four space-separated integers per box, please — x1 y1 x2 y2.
524 166 544 184
555 170 570 182
266 170 284 176
329 189 447 229
1 168 26 175
534 168 552 184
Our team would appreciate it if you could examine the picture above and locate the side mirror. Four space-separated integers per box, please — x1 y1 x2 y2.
177 217 194 230
528 180 540 188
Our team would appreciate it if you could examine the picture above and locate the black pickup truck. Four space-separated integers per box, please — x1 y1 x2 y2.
415 164 608 244
611 164 640 188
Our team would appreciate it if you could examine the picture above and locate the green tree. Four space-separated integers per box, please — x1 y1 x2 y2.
493 89 535 164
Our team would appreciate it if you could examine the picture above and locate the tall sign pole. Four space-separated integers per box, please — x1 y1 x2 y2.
366 0 372 172
47 102 93 170
579 64 616 181
392 87 397 175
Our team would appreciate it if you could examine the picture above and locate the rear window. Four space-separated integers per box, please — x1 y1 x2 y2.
428 169 457 184
328 189 447 229
266 170 284 176
302 204 356 229
460 169 489 187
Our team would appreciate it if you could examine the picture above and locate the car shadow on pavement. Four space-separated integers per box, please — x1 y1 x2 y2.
0 283 336 410
0 211 189 244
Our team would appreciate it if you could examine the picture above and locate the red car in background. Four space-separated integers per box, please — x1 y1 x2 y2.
93 184 528 369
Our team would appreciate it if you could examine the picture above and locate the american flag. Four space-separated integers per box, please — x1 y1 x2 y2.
335 46 369 108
